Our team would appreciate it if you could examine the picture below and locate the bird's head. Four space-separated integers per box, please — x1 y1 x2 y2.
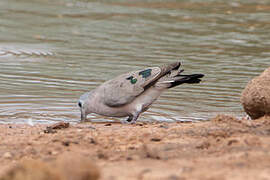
78 91 93 122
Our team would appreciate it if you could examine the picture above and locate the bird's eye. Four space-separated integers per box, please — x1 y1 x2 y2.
78 102 82 108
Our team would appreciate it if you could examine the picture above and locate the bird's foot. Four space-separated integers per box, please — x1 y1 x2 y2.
121 120 136 124
122 114 139 124
121 116 132 124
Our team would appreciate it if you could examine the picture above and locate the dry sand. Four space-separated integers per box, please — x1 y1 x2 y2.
1 115 270 180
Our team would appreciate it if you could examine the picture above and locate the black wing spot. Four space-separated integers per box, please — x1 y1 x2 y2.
78 101 82 108
126 76 133 80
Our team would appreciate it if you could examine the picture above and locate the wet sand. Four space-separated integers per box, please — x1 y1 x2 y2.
1 115 270 180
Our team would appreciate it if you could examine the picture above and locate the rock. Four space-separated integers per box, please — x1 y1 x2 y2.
49 122 69 129
241 67 270 119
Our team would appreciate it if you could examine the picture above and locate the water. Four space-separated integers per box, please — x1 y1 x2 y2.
0 0 269 123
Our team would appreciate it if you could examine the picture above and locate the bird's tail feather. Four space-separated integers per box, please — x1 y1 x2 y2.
169 74 204 88
155 72 204 89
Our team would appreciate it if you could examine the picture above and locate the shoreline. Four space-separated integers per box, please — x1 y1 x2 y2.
1 114 270 180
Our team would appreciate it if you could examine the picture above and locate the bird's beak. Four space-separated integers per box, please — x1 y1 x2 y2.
80 109 86 122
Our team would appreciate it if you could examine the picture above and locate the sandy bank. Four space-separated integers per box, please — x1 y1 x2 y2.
1 115 270 180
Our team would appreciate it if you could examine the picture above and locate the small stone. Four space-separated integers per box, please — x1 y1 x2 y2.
48 122 69 130
97 151 108 159
49 151 58 155
228 139 238 146
3 152 12 159
136 123 144 126
90 138 97 145
128 146 135 150
150 137 162 142
44 122 69 133
44 128 57 134
159 124 169 129
62 141 70 146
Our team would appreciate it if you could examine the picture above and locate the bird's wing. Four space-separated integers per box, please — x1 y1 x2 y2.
101 62 181 107
101 67 161 107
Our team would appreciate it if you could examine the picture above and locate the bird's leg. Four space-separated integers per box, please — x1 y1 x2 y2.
130 112 140 124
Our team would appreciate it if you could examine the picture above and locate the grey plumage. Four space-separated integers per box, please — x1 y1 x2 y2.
78 62 204 123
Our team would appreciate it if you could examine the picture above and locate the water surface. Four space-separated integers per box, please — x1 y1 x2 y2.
0 0 270 123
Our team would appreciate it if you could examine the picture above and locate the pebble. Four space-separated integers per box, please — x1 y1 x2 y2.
3 152 12 159
150 137 162 142
50 151 58 155
62 141 70 146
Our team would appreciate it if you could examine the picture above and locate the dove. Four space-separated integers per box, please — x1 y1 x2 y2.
78 62 204 123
